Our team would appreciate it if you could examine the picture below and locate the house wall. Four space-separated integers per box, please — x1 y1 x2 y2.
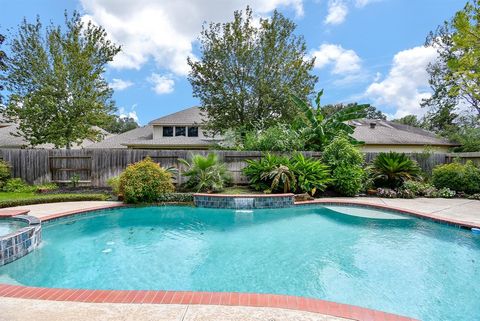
359 144 450 153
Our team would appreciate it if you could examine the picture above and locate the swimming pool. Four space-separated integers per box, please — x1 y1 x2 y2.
0 219 27 236
0 205 478 321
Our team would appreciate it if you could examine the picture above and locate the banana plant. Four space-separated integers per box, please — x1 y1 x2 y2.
290 90 367 151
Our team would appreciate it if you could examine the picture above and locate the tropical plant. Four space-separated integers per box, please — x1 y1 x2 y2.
242 153 288 192
179 153 231 193
261 165 296 193
370 152 421 188
290 90 367 151
119 157 175 203
322 136 365 196
289 153 331 195
242 124 306 151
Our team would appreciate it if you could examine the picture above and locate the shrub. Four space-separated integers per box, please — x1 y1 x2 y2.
376 188 397 198
432 161 480 194
243 153 331 195
333 165 364 196
371 152 421 188
435 187 456 198
468 193 480 200
3 178 37 193
322 136 365 196
179 153 231 193
243 153 287 192
397 188 415 199
261 165 296 193
0 160 11 188
289 153 331 195
156 193 194 203
119 157 175 203
0 194 108 208
243 124 305 151
35 183 59 192
401 180 434 196
107 176 120 195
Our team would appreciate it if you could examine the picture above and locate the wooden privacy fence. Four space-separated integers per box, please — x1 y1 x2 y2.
0 149 449 187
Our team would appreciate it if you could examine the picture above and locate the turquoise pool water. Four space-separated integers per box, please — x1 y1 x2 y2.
0 220 27 236
0 205 479 321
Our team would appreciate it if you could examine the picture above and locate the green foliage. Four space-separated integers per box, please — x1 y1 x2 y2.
120 157 175 203
242 124 305 151
432 161 480 194
3 178 36 193
323 103 386 120
179 153 232 193
188 7 317 134
262 165 296 193
376 188 397 198
449 127 480 152
107 176 120 195
156 193 194 203
371 152 421 188
1 12 121 148
102 116 139 134
400 180 434 196
243 153 331 195
0 160 11 188
332 165 364 197
290 90 367 151
0 33 5 104
322 136 365 196
69 174 80 188
0 193 108 208
35 183 58 191
392 115 423 127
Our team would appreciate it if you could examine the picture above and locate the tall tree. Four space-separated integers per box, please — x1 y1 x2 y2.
424 0 480 119
188 7 317 135
102 115 139 134
392 115 423 127
0 33 6 105
323 103 386 120
1 12 121 148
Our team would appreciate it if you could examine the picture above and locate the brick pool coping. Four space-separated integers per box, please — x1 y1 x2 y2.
4 200 462 321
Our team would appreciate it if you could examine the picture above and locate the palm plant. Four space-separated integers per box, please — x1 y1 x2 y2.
371 152 422 188
262 165 296 193
179 153 232 193
243 153 288 191
290 90 367 151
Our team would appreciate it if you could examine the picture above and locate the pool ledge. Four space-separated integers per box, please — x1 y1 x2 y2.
0 285 418 321
295 199 480 229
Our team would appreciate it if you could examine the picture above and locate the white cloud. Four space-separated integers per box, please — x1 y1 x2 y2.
148 73 175 94
365 46 438 118
354 0 380 8
109 78 133 91
80 0 304 76
312 43 362 75
325 0 348 25
119 106 139 122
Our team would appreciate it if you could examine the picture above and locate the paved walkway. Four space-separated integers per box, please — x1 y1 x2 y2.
0 297 348 321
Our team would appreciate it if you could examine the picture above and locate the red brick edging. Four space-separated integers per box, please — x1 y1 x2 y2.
0 201 429 321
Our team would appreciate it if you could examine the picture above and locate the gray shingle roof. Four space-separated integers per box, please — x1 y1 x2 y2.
149 106 204 125
350 119 457 146
87 125 153 149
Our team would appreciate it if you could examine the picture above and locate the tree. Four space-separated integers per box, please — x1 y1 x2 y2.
424 0 480 119
290 90 367 151
323 103 386 120
102 115 139 134
392 115 423 127
0 34 6 105
1 12 121 148
188 7 317 135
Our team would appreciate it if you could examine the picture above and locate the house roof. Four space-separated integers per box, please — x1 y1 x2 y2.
350 119 458 146
149 106 204 126
0 123 113 149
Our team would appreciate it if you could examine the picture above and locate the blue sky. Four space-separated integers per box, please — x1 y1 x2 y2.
0 0 466 125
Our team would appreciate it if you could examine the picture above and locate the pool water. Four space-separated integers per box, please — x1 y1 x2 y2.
0 206 479 321
0 220 27 236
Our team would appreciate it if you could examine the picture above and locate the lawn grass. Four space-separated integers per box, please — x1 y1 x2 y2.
0 192 109 208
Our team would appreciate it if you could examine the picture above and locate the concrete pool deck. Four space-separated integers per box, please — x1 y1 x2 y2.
1 196 478 321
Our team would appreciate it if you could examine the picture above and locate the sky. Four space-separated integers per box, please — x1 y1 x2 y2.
0 0 467 125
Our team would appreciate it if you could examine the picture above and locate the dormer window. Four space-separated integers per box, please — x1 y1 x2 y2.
175 126 186 136
163 126 173 137
188 126 199 137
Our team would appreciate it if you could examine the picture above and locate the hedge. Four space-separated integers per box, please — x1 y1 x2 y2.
0 194 109 208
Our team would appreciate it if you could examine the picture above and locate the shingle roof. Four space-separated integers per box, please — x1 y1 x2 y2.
350 119 457 146
87 125 153 149
149 106 204 125
0 124 113 149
